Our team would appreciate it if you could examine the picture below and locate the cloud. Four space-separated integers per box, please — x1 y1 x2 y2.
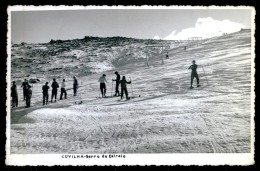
153 35 161 40
153 17 246 40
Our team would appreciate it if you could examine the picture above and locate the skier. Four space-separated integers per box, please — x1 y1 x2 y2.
25 84 32 108
21 79 28 100
166 52 169 59
51 78 59 102
98 74 107 98
188 60 200 89
42 82 49 106
112 71 120 96
119 76 131 100
73 76 78 96
60 79 67 100
11 81 18 108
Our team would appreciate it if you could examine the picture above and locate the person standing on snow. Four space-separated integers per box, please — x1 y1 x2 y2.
166 52 169 59
25 84 32 108
98 74 107 98
42 82 49 106
112 71 120 96
60 79 67 100
51 78 59 102
119 76 131 100
73 76 78 96
11 81 18 107
188 60 200 89
21 79 28 100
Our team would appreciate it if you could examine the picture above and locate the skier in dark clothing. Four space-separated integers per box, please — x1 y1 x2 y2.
25 85 32 108
21 79 28 100
51 78 59 102
166 52 169 59
60 79 67 100
112 71 120 96
42 82 49 105
73 76 78 96
188 60 200 89
11 81 18 107
119 76 131 100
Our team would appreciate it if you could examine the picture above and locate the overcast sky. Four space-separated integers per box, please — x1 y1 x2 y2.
11 9 252 43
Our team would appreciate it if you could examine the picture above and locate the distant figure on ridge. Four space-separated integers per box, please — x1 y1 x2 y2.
188 60 200 89
73 76 78 96
119 76 131 100
51 78 59 102
98 74 107 98
166 52 169 59
112 71 121 96
60 79 67 100
11 81 18 108
42 82 49 106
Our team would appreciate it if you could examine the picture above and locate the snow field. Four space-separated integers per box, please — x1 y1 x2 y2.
11 30 252 153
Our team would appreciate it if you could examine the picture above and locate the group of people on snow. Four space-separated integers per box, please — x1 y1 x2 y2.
11 59 200 108
41 76 78 105
98 71 131 100
11 79 32 108
11 71 133 108
11 76 79 108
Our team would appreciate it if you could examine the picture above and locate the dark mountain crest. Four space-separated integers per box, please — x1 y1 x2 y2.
47 36 166 45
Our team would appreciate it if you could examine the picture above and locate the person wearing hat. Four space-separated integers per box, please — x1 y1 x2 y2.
119 76 131 100
42 82 50 105
25 84 32 108
188 60 200 89
112 71 121 96
51 78 59 102
73 76 78 96
98 74 107 97
11 81 18 108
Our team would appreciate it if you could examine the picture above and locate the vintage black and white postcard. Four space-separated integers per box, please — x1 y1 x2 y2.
6 6 255 166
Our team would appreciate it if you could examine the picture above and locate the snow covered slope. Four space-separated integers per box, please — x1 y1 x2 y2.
10 30 252 153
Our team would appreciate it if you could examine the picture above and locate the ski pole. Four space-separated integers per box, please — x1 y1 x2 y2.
79 91 82 103
73 92 76 104
130 76 133 97
111 79 113 97
202 66 209 86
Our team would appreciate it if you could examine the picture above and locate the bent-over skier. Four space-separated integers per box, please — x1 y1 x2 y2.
188 60 200 89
